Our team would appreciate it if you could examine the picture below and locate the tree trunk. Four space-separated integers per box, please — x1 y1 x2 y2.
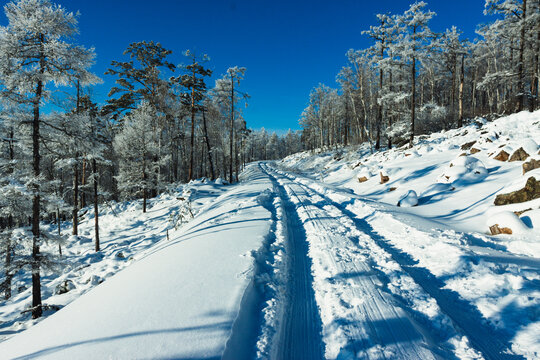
93 159 100 251
229 75 235 184
4 131 15 300
202 108 215 180
531 27 539 112
388 69 393 149
458 54 465 128
72 162 79 235
410 54 416 148
376 57 383 150
451 58 456 123
73 80 80 236
142 164 147 213
31 34 44 319
472 66 477 117
188 66 196 181
81 159 86 208
56 207 62 256
4 216 13 300
518 0 527 111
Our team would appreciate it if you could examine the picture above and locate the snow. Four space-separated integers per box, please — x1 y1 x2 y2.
0 164 273 359
397 190 418 207
1 111 539 359
279 110 540 359
486 211 531 235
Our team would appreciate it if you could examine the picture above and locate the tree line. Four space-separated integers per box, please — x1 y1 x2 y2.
0 0 302 318
300 0 539 151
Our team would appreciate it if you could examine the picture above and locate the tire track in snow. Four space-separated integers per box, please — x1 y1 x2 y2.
265 167 326 360
262 164 438 359
272 164 524 360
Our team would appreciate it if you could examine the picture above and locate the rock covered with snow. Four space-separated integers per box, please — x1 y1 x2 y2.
486 211 530 235
214 177 228 185
438 156 488 185
494 176 540 205
397 190 418 207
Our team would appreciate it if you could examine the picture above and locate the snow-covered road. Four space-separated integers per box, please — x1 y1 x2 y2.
263 163 439 359
0 161 537 359
262 162 537 359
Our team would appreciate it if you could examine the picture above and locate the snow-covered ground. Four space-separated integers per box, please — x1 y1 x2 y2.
276 110 540 359
0 165 275 359
0 111 539 359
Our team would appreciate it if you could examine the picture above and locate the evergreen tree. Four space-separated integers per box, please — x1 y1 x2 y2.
0 0 96 318
113 102 160 213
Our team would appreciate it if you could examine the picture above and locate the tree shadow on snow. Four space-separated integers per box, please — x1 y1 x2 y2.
11 322 231 360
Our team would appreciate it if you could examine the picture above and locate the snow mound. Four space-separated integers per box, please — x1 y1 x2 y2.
520 209 540 229
438 156 488 185
486 211 530 235
214 177 228 185
521 138 539 157
398 190 418 207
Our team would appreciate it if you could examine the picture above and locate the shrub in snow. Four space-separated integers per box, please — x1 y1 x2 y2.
169 197 194 230
397 190 418 207
487 211 530 235
438 156 488 185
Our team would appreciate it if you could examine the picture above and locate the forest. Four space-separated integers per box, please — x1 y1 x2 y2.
300 0 539 151
0 0 538 328
0 0 302 319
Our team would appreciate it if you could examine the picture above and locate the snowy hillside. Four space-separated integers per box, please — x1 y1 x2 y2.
283 110 540 253
278 110 540 358
0 112 539 359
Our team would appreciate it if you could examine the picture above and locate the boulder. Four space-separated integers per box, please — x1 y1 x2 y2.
461 141 476 150
380 172 389 184
358 176 368 183
522 158 540 174
493 150 509 161
494 177 540 205
55 280 76 295
489 224 513 235
470 148 481 154
509 147 529 162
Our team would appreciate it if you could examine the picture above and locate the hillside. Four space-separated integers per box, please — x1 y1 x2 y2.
282 110 540 254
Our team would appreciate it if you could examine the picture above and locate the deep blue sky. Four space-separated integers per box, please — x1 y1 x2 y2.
12 0 492 133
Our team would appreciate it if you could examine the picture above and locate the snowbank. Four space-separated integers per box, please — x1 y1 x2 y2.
0 164 273 359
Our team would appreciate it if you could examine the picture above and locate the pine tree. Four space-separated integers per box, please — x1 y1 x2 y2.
173 50 212 181
113 102 160 213
213 67 248 183
0 0 96 318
